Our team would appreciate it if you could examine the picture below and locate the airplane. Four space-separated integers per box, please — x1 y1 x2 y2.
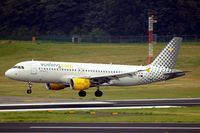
5 37 186 97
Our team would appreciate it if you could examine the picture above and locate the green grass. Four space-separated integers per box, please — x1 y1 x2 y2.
0 40 199 100
0 40 200 123
0 107 200 123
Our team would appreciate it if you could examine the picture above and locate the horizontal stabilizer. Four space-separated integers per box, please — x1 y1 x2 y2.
163 70 189 80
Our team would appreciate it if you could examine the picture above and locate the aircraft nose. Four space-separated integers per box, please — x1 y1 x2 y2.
5 69 13 78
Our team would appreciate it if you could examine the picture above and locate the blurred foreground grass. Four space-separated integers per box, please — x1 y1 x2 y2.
0 107 199 123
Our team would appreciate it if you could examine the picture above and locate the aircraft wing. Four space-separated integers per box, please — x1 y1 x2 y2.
85 69 146 85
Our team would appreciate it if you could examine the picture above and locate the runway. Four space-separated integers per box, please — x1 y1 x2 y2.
0 123 200 133
0 99 199 132
0 98 199 112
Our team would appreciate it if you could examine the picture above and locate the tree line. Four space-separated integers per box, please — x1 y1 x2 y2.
0 0 199 37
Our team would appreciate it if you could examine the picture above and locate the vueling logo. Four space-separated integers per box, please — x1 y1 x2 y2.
40 63 73 68
61 64 73 68
41 63 60 67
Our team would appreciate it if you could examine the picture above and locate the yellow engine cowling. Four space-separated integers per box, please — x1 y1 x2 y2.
46 83 66 90
70 78 91 90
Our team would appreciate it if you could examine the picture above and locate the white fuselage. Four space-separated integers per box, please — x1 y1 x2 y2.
4 37 185 97
5 61 171 87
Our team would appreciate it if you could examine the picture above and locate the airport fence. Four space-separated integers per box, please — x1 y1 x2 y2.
1 34 200 43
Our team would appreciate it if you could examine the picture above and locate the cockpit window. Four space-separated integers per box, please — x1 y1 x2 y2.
12 66 24 69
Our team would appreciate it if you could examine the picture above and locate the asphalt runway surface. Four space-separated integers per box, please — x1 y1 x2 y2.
0 123 200 133
0 98 199 132
0 98 199 112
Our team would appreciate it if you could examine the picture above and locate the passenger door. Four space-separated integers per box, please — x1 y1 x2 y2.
31 62 37 75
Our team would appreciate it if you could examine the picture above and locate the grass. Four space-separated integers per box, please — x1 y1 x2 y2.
0 107 200 123
0 40 199 100
0 40 200 123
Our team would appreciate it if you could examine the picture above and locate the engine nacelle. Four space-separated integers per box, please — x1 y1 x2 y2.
70 78 91 90
46 83 66 90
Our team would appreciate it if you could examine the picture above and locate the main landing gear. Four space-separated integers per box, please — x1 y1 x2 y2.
78 86 103 97
78 90 86 97
95 86 103 97
26 82 32 94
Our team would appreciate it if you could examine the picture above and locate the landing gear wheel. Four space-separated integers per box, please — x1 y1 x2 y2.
26 82 32 94
95 90 103 97
79 90 86 97
26 89 32 94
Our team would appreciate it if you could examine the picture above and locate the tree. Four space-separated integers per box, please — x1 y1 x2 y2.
0 0 199 37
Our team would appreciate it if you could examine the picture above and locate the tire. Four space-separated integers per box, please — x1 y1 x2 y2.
95 90 103 97
27 89 32 94
79 90 86 97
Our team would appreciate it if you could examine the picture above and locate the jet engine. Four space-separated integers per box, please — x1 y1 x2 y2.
70 78 91 90
46 83 66 90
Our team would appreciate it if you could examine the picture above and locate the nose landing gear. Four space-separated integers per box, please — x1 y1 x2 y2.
26 82 32 94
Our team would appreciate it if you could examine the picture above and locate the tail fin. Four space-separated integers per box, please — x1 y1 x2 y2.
151 37 182 69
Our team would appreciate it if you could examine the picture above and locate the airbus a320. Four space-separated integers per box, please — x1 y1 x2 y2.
5 37 186 97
